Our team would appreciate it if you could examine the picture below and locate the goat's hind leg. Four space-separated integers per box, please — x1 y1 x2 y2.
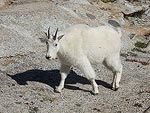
55 64 71 93
78 56 99 94
104 54 122 91
112 68 122 91
112 63 122 91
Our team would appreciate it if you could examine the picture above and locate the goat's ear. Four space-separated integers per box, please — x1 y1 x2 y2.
44 32 49 39
57 35 64 41
39 38 48 43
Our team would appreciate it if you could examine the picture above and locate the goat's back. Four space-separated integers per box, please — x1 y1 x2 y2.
59 24 121 64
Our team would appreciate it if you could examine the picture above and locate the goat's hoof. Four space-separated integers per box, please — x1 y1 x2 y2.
93 92 99 95
92 90 99 95
112 87 119 91
55 87 62 93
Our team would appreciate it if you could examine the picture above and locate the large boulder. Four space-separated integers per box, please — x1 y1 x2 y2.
0 0 148 58
0 1 109 58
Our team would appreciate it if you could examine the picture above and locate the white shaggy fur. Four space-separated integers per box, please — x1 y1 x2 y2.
45 23 122 94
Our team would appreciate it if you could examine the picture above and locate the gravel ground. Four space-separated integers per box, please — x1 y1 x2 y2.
0 50 150 113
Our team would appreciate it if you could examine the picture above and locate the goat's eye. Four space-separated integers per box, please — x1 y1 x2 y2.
46 41 48 45
54 44 58 46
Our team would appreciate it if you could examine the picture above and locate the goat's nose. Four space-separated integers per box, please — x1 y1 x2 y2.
46 56 51 59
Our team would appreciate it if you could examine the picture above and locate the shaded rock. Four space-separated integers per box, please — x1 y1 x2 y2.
128 33 136 39
126 0 147 3
108 19 121 27
133 102 142 107
101 0 116 3
86 13 96 20
121 4 145 16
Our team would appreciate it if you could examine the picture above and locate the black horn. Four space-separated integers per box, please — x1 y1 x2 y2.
53 28 58 40
48 27 50 39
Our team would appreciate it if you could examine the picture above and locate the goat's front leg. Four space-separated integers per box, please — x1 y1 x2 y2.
78 56 99 95
55 64 71 93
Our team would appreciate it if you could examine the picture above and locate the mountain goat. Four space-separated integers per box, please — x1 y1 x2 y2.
44 20 122 94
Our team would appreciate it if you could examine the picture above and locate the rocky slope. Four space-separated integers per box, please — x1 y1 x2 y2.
0 0 150 113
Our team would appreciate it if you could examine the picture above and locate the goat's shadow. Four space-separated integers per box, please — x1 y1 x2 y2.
9 69 112 92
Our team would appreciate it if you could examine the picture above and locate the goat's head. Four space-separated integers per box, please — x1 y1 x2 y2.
44 27 64 60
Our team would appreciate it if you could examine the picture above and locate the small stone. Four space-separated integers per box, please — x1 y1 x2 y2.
93 108 101 112
24 102 29 105
15 101 21 104
128 33 136 39
86 13 96 20
75 103 81 107
12 83 15 86
19 95 23 97
134 103 142 107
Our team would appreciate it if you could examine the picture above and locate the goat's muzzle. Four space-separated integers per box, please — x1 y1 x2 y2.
45 56 58 60
45 56 51 60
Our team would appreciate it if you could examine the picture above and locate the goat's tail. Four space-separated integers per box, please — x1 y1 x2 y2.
108 19 122 37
